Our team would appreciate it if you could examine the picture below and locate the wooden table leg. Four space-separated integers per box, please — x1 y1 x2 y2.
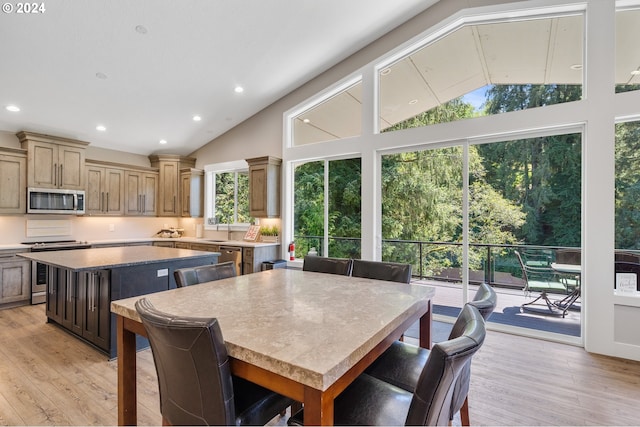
117 315 138 425
303 386 333 426
420 300 433 349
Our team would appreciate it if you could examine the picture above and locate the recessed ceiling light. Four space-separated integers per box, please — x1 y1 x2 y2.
569 64 583 70
234 86 244 94
96 72 108 80
381 68 391 76
302 118 311 123
5 105 20 112
159 139 167 145
135 25 148 34
408 99 418 105
193 115 202 121
96 125 106 132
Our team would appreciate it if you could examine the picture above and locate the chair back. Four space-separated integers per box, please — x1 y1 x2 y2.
405 304 485 426
468 282 497 321
302 255 353 275
351 259 412 283
174 261 237 287
135 298 236 425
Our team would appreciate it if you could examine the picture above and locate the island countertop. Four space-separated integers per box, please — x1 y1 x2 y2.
18 246 220 271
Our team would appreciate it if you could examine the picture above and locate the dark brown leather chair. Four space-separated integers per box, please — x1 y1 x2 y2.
351 259 412 283
135 298 293 426
302 255 353 275
174 261 237 287
364 282 497 426
289 304 486 426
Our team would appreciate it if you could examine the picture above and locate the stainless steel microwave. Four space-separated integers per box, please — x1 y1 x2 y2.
27 187 85 215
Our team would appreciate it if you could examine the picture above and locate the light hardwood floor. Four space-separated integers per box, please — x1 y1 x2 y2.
1 304 639 426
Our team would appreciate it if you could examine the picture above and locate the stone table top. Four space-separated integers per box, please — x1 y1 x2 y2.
111 268 435 391
18 246 220 271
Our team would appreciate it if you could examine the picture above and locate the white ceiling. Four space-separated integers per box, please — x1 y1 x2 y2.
0 0 437 156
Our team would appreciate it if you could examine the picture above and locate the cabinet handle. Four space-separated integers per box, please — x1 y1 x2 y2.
0 254 15 259
173 196 176 212
101 192 105 212
106 193 110 212
143 195 146 213
138 195 142 213
59 164 63 187
53 163 57 186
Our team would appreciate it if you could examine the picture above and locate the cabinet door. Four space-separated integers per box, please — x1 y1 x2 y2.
141 173 158 215
86 166 105 214
104 168 124 214
45 266 64 323
82 271 110 351
29 141 57 188
158 161 179 216
61 270 83 335
87 166 124 215
58 145 85 190
0 258 30 304
181 172 190 217
0 153 26 214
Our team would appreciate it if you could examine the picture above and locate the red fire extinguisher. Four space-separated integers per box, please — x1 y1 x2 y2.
288 241 295 261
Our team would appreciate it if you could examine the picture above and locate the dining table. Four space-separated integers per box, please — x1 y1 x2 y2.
110 268 435 426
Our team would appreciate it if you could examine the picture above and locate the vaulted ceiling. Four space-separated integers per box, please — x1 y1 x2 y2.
0 0 437 155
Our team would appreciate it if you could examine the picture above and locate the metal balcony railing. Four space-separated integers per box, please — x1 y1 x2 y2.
293 235 589 291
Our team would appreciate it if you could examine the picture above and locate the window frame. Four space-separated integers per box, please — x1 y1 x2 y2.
204 160 252 230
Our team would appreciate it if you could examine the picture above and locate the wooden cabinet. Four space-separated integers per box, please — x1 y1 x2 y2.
246 156 281 218
181 168 204 217
86 163 125 215
152 241 175 248
0 249 30 306
124 170 158 216
243 245 280 274
0 148 27 214
174 242 191 249
150 155 196 217
18 131 87 190
47 268 110 352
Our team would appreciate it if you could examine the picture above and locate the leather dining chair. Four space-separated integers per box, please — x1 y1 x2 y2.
288 304 486 426
351 259 412 283
364 282 497 426
174 261 237 287
302 255 353 275
135 298 293 426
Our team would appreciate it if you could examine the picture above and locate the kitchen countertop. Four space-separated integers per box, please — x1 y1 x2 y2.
18 246 220 271
1 237 280 252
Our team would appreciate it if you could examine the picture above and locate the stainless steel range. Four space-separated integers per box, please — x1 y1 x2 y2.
26 240 92 304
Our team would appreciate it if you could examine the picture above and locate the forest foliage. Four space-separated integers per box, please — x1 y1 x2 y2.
293 84 639 264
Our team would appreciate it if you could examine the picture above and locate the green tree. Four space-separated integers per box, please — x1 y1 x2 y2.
615 122 640 249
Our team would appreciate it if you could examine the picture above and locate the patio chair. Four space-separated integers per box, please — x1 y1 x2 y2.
515 250 568 315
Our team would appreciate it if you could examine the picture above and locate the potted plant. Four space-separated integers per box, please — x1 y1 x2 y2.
260 225 280 243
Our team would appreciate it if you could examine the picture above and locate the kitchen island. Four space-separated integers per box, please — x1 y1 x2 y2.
19 246 219 358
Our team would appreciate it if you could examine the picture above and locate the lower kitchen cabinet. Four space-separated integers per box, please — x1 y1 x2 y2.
48 268 111 352
0 250 30 306
243 245 280 274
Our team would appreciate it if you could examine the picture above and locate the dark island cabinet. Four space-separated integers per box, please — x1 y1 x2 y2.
48 268 111 352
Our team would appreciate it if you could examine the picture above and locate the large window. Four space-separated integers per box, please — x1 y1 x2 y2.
293 157 361 258
291 80 362 146
616 8 640 93
379 14 583 131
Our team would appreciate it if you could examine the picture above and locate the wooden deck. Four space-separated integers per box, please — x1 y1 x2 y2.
413 279 581 340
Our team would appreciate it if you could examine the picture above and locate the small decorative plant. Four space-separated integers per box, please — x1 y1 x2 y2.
260 226 280 242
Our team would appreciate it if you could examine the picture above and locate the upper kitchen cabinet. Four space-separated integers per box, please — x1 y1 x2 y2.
0 148 27 215
149 154 196 217
124 168 158 216
181 168 203 217
17 131 87 190
85 161 125 216
246 156 281 218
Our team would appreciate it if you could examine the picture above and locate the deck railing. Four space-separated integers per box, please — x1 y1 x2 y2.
294 235 586 291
